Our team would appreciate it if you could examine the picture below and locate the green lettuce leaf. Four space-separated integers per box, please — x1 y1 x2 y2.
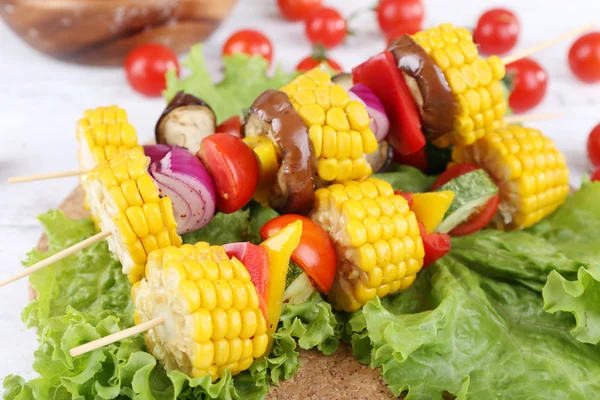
164 45 297 123
373 165 436 192
347 257 600 399
5 210 339 400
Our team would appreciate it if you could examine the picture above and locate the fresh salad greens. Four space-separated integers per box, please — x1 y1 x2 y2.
164 45 297 124
3 211 338 400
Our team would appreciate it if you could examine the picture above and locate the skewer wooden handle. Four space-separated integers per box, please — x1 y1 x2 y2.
0 231 111 288
70 318 164 357
504 113 564 124
8 169 88 184
502 23 596 65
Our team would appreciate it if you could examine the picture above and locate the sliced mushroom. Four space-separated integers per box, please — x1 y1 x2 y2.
244 90 315 215
155 91 216 155
365 140 392 174
331 73 354 92
388 35 455 141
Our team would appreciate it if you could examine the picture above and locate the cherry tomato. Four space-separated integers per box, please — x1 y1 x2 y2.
432 163 500 236
418 222 451 268
296 45 343 72
376 0 424 36
386 23 422 45
587 123 600 169
223 29 273 64
305 7 347 49
260 214 337 294
277 0 322 21
198 133 259 214
568 32 600 83
217 116 242 138
473 8 519 55
591 169 600 182
124 44 179 97
506 58 548 113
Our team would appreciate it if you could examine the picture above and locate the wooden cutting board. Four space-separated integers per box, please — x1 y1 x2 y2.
35 185 395 400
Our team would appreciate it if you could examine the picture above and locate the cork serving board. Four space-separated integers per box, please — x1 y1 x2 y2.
34 185 395 400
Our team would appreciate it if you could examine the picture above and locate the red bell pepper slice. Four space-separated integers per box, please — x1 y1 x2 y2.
352 51 426 156
223 242 269 319
418 222 451 268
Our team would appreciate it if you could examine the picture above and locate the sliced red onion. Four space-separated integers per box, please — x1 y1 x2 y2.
349 83 390 142
146 145 217 234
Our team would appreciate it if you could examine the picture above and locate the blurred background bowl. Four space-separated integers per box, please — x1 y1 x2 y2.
0 0 237 66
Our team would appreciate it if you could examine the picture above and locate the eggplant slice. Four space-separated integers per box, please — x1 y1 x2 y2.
156 91 216 155
244 90 315 215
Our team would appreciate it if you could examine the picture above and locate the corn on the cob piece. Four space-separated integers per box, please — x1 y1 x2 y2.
452 124 569 230
310 178 424 312
132 243 269 381
87 148 182 282
411 24 507 147
280 68 379 183
76 106 142 210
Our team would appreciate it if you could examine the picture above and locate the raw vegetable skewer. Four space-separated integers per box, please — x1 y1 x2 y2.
8 169 88 184
501 22 597 65
0 231 111 288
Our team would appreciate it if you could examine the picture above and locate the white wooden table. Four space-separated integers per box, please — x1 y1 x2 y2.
0 0 598 391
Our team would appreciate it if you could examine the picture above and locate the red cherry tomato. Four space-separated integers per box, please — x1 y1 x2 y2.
376 0 424 35
394 190 413 207
305 7 347 49
277 0 322 21
198 133 259 214
124 44 179 97
418 222 451 268
569 32 600 83
296 56 343 72
223 30 273 64
260 215 337 294
587 123 600 169
506 58 548 113
432 163 500 236
591 169 600 182
217 116 242 138
473 8 520 55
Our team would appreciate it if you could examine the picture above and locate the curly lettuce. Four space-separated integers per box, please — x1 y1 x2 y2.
3 211 338 400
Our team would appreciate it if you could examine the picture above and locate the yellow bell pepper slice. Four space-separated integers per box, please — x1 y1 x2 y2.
243 136 279 206
411 191 455 233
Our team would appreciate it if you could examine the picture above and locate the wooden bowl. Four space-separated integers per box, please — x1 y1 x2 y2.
0 0 236 66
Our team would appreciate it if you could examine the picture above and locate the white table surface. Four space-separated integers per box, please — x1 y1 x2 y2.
0 0 599 393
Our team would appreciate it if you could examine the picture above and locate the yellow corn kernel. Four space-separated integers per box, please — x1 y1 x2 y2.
336 131 351 159
308 125 324 158
345 101 370 131
126 206 150 237
252 334 269 358
225 308 242 339
330 84 350 108
326 107 350 131
298 104 325 126
322 126 337 158
318 158 339 182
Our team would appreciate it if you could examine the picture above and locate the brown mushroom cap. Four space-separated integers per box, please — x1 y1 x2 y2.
155 91 216 155
244 90 315 215
388 35 455 141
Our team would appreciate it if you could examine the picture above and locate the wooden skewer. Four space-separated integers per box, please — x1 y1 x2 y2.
504 112 564 124
8 169 88 184
0 231 111 288
502 23 596 65
70 318 164 357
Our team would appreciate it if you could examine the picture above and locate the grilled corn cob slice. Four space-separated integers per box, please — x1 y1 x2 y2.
411 24 507 147
452 124 569 229
77 106 141 210
87 147 182 282
131 243 269 381
311 178 424 312
280 68 379 183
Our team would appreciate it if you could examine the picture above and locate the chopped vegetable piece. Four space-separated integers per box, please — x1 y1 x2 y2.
349 83 390 141
411 191 456 233
260 214 337 294
217 115 242 138
352 51 426 156
199 133 259 214
418 221 451 267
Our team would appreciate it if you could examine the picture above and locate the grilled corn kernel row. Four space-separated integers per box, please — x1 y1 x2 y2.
311 178 424 312
76 106 141 210
132 243 268 381
412 24 507 147
281 68 379 183
452 125 569 230
87 148 182 282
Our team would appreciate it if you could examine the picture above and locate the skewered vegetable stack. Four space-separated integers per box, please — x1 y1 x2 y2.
87 147 182 282
132 243 269 380
451 125 570 229
311 178 424 312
